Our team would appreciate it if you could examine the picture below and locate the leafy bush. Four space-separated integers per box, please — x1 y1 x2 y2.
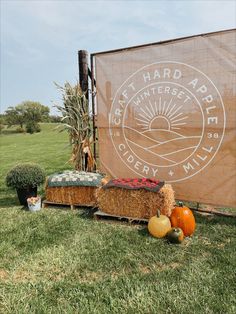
25 121 34 134
25 121 41 134
6 163 46 189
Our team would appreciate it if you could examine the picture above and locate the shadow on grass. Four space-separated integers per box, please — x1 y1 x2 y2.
137 227 149 237
43 205 96 219
0 129 22 135
77 207 150 227
0 186 19 207
0 196 19 207
78 207 99 220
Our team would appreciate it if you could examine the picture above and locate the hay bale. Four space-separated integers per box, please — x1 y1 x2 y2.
96 184 175 219
45 171 103 207
45 186 98 206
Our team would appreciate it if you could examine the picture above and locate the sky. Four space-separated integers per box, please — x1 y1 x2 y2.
0 0 235 115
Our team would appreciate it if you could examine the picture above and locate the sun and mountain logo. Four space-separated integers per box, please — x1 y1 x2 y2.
109 61 225 182
123 97 201 167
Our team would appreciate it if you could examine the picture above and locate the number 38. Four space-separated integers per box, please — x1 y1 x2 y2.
207 133 219 139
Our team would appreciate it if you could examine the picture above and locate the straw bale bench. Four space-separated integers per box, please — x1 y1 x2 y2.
96 179 175 219
45 171 103 208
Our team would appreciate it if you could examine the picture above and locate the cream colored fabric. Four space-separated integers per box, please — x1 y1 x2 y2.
94 30 236 207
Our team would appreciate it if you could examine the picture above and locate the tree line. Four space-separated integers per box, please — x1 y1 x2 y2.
0 101 61 134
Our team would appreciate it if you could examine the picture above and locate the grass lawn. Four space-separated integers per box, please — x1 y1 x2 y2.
0 124 236 313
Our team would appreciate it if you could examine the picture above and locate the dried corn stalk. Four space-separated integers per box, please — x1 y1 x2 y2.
54 82 95 171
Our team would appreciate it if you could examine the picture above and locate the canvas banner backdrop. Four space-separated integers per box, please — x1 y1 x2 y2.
93 29 236 207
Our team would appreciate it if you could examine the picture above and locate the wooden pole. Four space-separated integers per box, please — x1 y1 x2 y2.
78 50 89 99
78 50 90 171
90 54 97 166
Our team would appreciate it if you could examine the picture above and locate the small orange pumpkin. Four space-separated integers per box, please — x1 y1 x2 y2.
170 202 196 236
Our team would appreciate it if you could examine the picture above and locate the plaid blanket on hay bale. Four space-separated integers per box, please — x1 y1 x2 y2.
45 171 103 206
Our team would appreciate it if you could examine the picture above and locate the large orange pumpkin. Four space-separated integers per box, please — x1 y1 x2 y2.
170 202 196 236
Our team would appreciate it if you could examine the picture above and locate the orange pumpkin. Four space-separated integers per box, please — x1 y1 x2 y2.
170 202 196 236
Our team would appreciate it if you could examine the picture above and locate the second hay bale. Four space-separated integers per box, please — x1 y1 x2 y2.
96 184 175 219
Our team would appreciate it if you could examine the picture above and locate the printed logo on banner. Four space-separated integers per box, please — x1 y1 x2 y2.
109 61 225 182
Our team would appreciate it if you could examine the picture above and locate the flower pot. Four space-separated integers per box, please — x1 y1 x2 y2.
27 197 41 212
16 187 37 206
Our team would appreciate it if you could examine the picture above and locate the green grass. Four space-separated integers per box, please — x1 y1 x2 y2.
0 124 236 313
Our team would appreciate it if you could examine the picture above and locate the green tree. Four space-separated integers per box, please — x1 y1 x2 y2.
5 106 25 128
5 101 50 133
22 101 50 123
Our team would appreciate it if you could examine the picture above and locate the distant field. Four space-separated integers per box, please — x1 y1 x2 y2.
0 123 235 313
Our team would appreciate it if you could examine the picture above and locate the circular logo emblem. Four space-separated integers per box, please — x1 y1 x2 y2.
109 61 225 182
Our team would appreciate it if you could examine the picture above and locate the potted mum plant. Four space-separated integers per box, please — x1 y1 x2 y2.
6 163 46 206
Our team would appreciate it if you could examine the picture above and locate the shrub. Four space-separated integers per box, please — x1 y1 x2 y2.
6 163 46 189
25 121 35 134
25 121 41 134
